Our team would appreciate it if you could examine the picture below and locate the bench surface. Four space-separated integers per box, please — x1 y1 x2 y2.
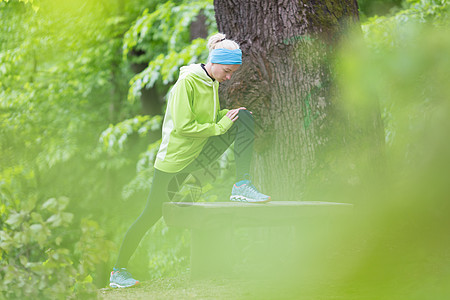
163 201 353 229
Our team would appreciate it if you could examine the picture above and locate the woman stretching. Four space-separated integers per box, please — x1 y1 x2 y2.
109 33 271 288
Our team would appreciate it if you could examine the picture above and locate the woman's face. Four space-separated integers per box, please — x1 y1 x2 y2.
210 64 240 82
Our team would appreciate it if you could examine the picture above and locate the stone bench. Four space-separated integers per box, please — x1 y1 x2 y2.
163 201 353 279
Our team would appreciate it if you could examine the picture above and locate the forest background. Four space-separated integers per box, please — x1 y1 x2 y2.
1 0 449 298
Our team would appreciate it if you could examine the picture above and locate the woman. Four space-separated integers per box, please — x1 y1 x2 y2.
109 33 271 288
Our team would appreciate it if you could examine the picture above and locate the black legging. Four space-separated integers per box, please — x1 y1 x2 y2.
115 109 255 268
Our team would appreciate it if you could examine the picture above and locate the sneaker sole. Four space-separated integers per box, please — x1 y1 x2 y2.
109 281 140 288
230 196 271 203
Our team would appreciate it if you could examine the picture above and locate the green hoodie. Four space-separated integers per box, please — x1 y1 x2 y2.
154 64 234 173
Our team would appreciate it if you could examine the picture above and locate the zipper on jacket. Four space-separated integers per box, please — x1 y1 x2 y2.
213 83 217 122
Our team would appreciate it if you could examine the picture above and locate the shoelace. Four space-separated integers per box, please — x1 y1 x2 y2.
247 183 261 197
116 269 133 280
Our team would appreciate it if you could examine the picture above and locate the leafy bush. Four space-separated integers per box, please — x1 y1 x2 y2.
363 0 449 51
0 167 114 299
0 0 145 296
124 0 216 102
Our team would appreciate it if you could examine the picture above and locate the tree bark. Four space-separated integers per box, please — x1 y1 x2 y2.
215 0 383 200
190 11 209 40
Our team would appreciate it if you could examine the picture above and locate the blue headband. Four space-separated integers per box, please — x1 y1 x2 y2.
209 48 242 65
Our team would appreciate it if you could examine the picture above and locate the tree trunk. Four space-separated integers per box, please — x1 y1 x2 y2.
215 0 383 200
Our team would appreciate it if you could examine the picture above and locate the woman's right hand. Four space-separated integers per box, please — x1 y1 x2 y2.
226 107 250 122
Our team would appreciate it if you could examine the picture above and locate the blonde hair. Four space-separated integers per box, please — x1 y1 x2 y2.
207 33 240 51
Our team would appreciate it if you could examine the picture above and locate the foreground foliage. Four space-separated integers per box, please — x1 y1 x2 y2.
1 0 449 298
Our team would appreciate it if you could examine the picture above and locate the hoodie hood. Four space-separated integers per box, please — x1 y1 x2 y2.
179 64 215 85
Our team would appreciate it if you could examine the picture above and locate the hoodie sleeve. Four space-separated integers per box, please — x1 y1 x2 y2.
217 108 229 120
170 78 234 138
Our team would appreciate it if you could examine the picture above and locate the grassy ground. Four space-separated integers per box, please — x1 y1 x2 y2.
98 275 254 300
97 274 361 300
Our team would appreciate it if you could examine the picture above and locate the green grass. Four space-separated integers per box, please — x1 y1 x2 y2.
99 275 251 300
98 274 368 300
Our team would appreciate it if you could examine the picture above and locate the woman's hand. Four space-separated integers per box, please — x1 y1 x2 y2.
226 107 252 122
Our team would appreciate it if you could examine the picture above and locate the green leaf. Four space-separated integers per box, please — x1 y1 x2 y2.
41 198 58 212
5 212 24 228
30 223 51 247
